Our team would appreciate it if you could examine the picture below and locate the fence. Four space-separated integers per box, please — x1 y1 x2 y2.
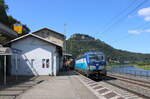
107 65 150 79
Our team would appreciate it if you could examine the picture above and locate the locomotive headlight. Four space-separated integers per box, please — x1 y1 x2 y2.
96 64 99 66
90 66 96 69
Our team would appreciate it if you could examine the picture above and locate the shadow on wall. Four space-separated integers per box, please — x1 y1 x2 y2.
23 54 39 76
11 54 39 76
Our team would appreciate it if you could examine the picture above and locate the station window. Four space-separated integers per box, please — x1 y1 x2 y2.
46 59 49 68
42 59 45 68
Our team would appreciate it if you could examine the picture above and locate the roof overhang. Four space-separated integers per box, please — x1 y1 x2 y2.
6 33 62 48
0 22 18 39
63 53 72 57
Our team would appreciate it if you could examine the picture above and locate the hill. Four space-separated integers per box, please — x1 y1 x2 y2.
66 34 150 65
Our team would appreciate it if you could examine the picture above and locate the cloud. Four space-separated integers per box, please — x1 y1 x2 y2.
138 7 150 16
128 29 150 35
144 16 150 21
138 7 150 21
145 29 150 32
128 30 143 35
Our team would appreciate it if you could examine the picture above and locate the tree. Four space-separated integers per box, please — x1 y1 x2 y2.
0 0 31 35
8 16 31 35
0 0 9 25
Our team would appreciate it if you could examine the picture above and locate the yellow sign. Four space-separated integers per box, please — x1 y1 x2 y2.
13 24 23 34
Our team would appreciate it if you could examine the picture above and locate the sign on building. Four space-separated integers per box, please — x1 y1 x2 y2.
0 47 12 55
13 24 23 34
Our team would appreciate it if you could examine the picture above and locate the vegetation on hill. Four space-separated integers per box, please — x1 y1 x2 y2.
0 0 30 35
66 34 150 65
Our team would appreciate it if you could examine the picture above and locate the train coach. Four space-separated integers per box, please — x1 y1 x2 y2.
75 52 107 79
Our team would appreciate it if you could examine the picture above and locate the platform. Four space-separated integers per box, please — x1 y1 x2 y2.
16 71 99 99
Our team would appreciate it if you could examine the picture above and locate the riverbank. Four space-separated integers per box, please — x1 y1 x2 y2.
107 64 133 69
107 64 150 70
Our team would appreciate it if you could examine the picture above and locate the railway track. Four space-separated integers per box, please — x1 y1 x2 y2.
76 71 150 99
103 74 150 99
107 74 150 89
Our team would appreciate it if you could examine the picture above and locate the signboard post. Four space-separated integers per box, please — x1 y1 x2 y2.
0 47 12 85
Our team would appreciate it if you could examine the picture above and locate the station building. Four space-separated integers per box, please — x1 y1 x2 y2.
8 28 65 76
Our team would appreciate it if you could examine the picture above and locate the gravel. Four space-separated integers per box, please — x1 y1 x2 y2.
106 79 150 98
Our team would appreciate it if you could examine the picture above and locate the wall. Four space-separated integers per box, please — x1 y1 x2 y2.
33 29 64 47
11 36 59 76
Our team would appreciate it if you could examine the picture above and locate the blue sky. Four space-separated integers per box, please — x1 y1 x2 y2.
5 0 150 53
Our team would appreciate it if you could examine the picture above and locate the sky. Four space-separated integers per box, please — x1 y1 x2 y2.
5 0 150 54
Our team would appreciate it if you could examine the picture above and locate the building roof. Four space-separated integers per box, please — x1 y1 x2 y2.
6 33 62 47
0 22 18 38
63 53 72 57
32 28 66 39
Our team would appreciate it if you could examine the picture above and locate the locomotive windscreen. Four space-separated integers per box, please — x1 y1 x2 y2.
89 54 104 62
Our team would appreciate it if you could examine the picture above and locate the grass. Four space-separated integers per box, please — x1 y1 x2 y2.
107 64 150 70
106 63 150 70
134 65 150 70
106 64 132 69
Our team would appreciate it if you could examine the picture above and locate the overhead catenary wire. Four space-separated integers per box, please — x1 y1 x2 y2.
69 0 149 46
100 0 138 34
99 0 148 45
99 0 148 36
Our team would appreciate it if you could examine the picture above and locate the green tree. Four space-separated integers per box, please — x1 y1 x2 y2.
0 0 9 25
0 0 30 35
8 16 30 35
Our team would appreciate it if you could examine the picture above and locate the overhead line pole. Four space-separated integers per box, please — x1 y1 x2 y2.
64 24 67 54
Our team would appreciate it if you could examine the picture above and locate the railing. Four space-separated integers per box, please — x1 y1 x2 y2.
107 65 150 79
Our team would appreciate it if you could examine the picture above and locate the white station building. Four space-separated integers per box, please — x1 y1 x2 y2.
8 28 65 76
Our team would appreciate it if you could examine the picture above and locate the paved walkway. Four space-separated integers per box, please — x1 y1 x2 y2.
0 76 51 99
17 71 98 99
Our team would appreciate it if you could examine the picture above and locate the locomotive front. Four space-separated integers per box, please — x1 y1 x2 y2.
87 52 107 77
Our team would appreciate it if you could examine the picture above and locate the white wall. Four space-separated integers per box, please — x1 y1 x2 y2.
11 36 59 76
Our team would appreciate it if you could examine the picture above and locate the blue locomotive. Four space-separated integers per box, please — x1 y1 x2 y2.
75 52 107 78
